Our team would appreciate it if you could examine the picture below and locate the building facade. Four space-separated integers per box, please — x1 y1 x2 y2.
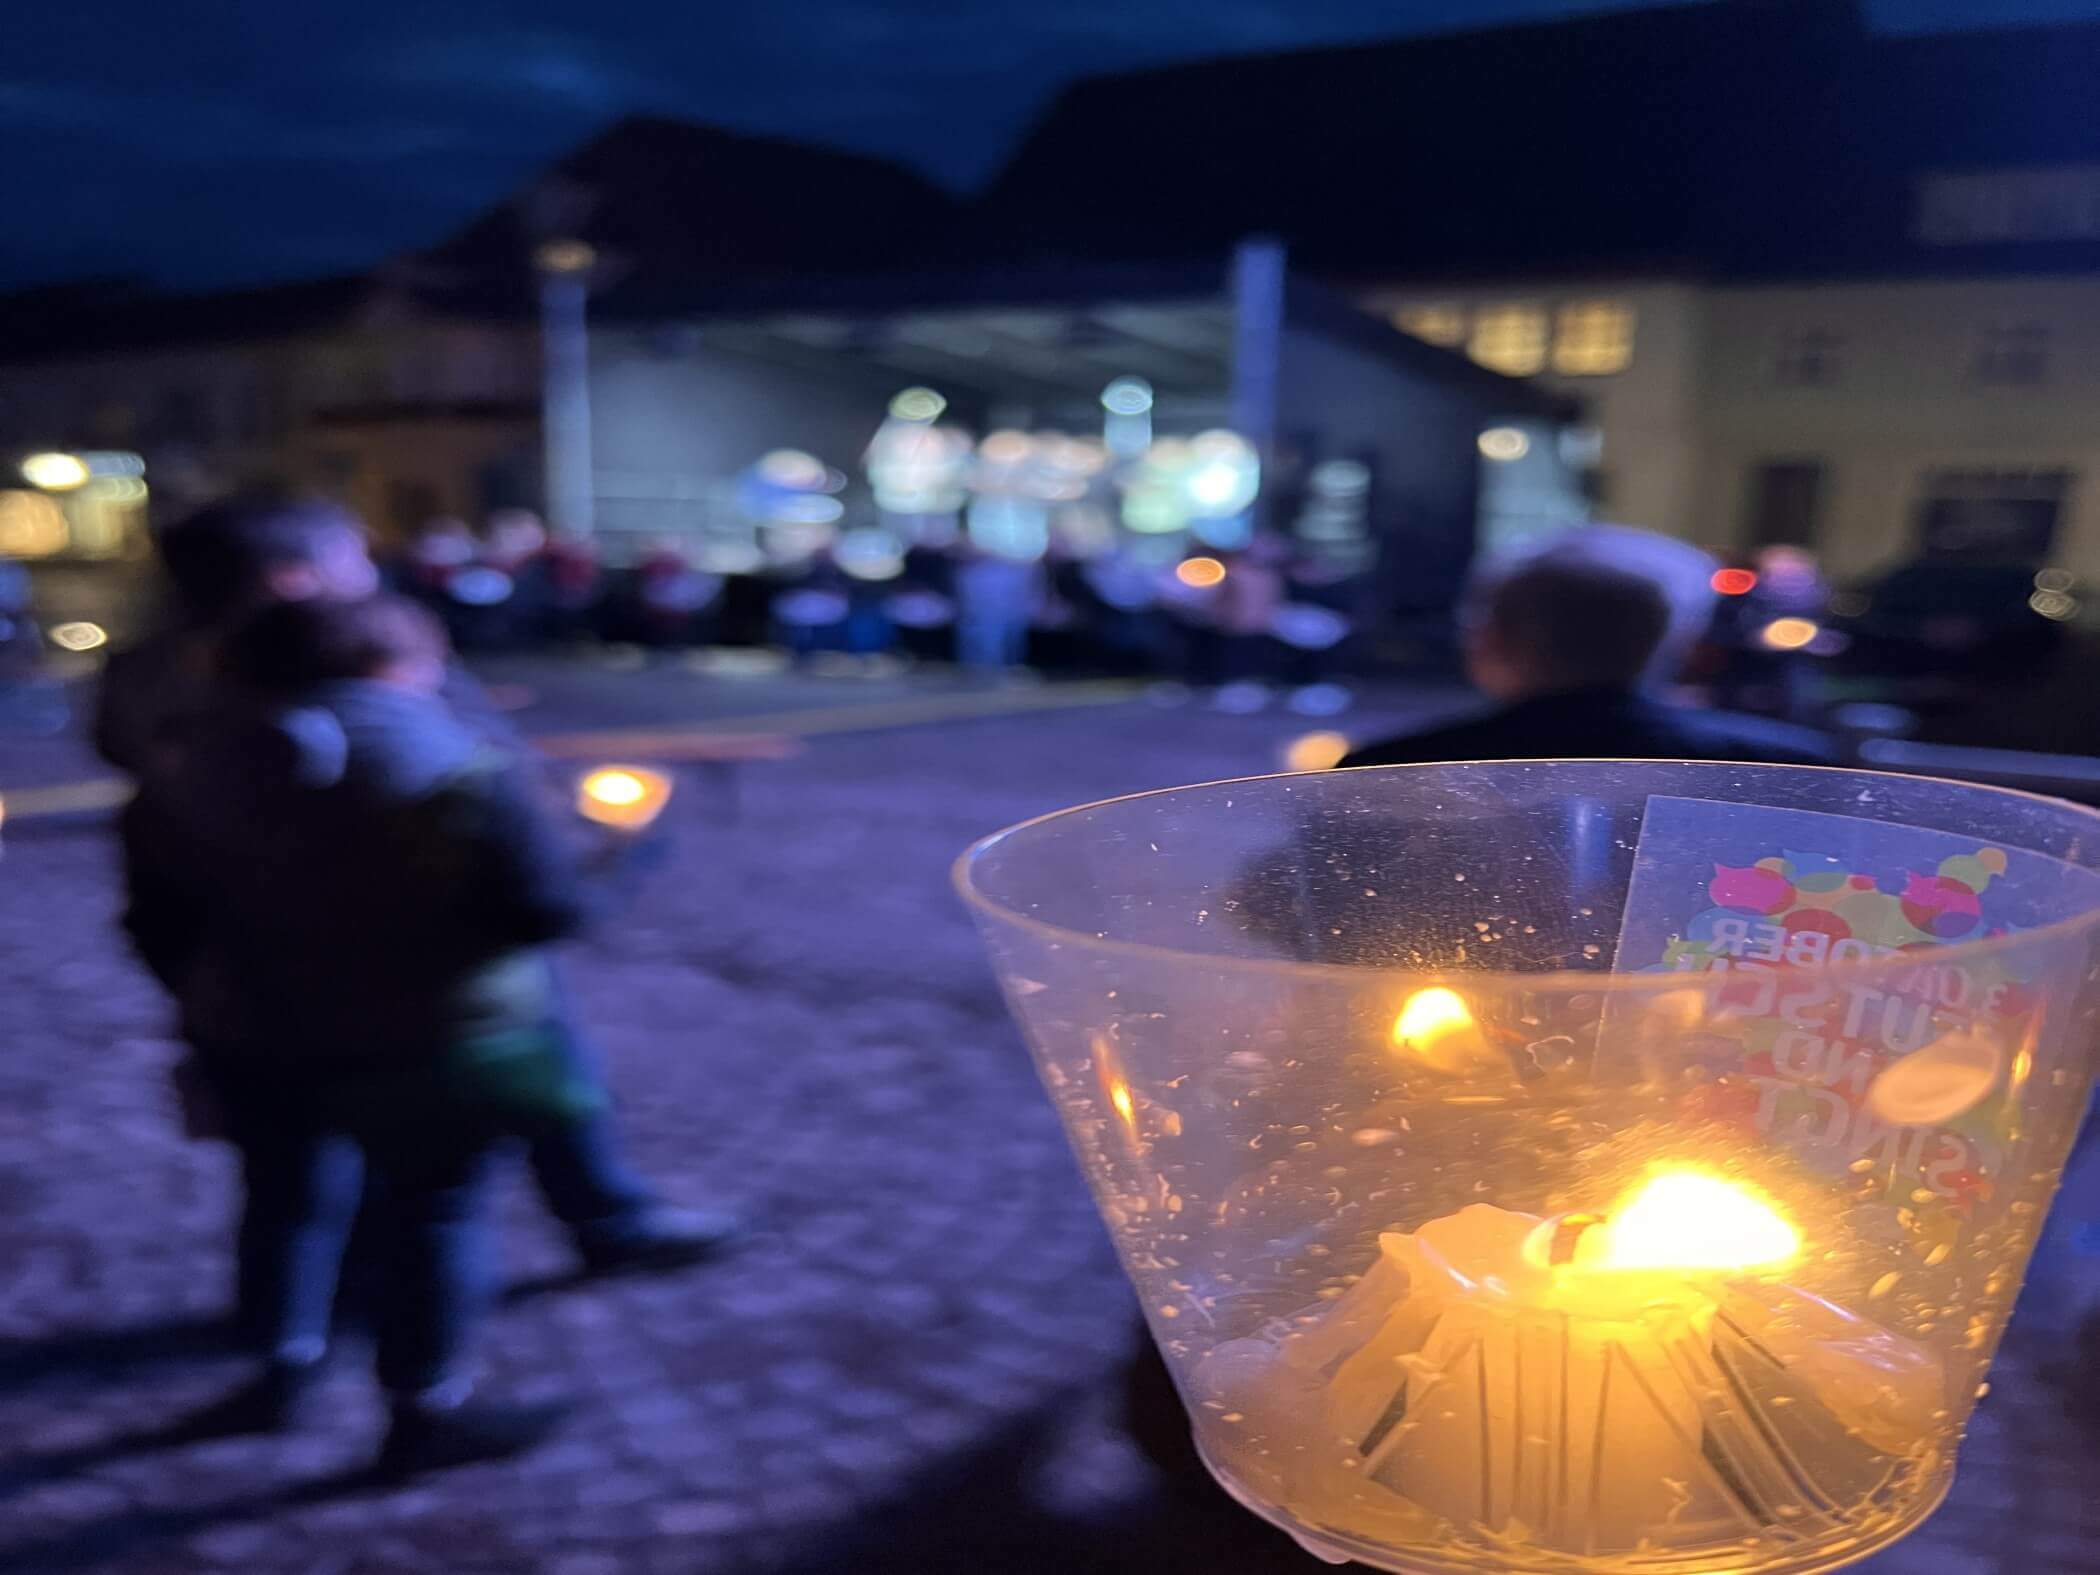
0 279 540 553
1366 268 2100 583
988 1 2100 585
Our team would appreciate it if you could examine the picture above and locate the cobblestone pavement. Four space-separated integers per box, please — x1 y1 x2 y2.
1 676 2097 1573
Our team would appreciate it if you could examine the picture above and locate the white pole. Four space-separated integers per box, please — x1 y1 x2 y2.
539 265 594 536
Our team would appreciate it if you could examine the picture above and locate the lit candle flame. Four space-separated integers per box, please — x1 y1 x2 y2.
1108 1077 1136 1129
585 770 648 807
1585 1169 1801 1273
1391 987 1502 1076
576 765 672 829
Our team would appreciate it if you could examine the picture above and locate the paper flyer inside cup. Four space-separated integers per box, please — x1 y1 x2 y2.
1602 795 2100 1246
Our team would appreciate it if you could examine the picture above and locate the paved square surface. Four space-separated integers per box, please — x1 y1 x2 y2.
1 673 2095 1573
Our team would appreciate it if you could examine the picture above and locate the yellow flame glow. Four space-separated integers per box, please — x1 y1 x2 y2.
1283 730 1351 772
1760 617 1820 651
1391 987 1503 1076
576 765 672 830
583 769 648 807
1591 1170 1800 1273
1175 556 1227 588
1395 987 1471 1042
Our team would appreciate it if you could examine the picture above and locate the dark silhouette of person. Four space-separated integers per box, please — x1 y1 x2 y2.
97 497 733 1340
1343 528 1836 770
125 594 629 1470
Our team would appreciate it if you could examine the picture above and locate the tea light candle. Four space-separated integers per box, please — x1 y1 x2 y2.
1337 1174 1798 1551
1203 1169 1935 1557
577 764 673 831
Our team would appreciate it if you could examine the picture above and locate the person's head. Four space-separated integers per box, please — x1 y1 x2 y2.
485 508 546 564
222 593 449 699
1460 524 1720 698
156 495 378 623
1462 555 1674 700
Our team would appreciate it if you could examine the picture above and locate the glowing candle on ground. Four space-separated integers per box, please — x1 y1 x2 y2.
576 765 673 831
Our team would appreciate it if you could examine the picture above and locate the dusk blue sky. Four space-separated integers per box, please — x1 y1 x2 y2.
5 0 2098 291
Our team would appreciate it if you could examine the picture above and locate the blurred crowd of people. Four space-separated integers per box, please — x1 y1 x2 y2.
380 508 1364 707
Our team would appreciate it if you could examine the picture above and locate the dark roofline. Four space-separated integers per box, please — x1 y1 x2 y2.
998 0 1855 175
1016 0 1755 103
584 112 963 191
595 260 1232 323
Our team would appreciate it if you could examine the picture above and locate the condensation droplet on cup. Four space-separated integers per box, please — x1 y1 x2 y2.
1350 1128 1402 1147
1869 1272 1901 1300
1924 1242 1952 1267
1849 1157 1878 1174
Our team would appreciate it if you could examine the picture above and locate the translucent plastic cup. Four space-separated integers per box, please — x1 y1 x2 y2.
957 763 2100 1575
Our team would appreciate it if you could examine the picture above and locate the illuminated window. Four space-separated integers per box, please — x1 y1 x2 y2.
1468 304 1548 376
1393 304 1467 348
1551 301 1636 375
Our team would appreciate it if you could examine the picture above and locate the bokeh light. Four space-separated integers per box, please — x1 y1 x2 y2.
20 453 89 491
757 449 829 490
1711 567 1759 596
0 490 69 556
1100 377 1154 415
1174 556 1227 589
1283 730 1351 772
888 387 947 422
48 621 107 652
1476 427 1530 462
1760 616 1820 650
835 527 906 582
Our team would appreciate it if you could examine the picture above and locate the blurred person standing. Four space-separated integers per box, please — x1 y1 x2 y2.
97 497 734 1320
483 508 554 648
128 595 621 1469
542 528 604 645
1342 525 1836 769
401 516 478 601
954 543 1040 673
1210 543 1286 703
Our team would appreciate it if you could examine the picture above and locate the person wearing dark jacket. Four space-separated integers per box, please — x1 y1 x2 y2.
1342 528 1836 771
126 595 616 1471
99 496 730 1298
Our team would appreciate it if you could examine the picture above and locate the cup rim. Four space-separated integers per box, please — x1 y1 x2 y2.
953 759 2100 994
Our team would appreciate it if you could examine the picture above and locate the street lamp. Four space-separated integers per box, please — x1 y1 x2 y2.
536 237 598 538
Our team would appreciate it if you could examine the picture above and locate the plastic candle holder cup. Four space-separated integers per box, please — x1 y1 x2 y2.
957 762 2100 1575
576 765 672 831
